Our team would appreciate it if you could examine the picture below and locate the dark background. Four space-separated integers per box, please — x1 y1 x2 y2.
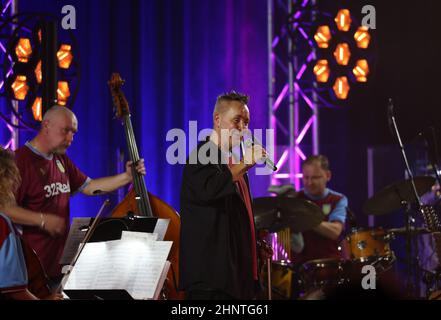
0 0 439 230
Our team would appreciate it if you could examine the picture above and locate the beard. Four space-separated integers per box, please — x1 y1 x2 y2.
52 144 69 155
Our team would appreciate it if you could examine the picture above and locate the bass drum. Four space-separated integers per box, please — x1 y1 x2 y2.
299 258 350 293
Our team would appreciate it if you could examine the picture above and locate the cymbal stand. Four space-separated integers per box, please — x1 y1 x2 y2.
400 200 417 297
422 127 441 295
389 99 423 298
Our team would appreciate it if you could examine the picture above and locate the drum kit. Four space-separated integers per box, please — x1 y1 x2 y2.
254 176 439 299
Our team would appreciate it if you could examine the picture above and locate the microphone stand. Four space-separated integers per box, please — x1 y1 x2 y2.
388 99 422 298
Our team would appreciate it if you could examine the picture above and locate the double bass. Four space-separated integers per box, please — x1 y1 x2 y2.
108 73 183 300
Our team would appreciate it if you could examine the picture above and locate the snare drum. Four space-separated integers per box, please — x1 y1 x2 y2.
346 228 392 263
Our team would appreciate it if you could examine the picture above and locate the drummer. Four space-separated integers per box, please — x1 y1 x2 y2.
291 155 348 264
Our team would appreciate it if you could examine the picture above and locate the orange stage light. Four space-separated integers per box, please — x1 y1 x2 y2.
354 26 371 49
11 75 29 100
353 59 370 82
32 97 43 121
313 60 330 83
57 81 70 105
34 60 42 84
334 43 351 66
57 44 73 69
314 25 332 49
333 76 350 99
15 38 32 63
335 9 352 32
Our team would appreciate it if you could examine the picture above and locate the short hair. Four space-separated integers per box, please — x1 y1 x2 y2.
302 155 330 171
43 105 75 120
216 91 249 105
213 90 249 119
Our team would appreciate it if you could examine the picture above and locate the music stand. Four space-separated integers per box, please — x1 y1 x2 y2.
63 289 134 300
89 215 170 242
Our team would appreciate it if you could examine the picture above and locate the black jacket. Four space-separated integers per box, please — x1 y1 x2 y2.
179 140 257 299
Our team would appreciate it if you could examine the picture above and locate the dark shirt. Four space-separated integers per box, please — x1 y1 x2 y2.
179 140 257 299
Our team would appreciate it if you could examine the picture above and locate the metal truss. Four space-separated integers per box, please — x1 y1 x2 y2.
268 0 322 190
0 0 18 150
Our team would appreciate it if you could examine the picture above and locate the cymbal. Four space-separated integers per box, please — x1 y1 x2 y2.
363 176 436 215
387 226 431 236
253 197 324 233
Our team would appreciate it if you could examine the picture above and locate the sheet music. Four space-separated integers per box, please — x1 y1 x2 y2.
153 218 170 241
59 218 92 265
63 238 172 300
121 230 158 241
152 261 170 300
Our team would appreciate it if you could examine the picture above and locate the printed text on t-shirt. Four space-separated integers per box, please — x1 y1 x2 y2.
44 182 71 198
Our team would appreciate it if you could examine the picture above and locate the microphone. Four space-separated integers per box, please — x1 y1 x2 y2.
242 134 277 171
387 98 397 140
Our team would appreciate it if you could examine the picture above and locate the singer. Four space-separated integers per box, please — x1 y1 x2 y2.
179 91 272 300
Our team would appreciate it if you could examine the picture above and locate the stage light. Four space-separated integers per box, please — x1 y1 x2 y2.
353 59 369 82
354 26 371 49
15 38 32 63
57 81 70 105
314 25 332 49
32 97 42 121
334 43 351 65
333 76 350 99
313 60 330 82
34 60 42 84
11 75 29 100
335 9 351 32
57 44 73 69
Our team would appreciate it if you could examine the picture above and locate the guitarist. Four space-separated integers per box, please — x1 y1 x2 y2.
3 106 146 288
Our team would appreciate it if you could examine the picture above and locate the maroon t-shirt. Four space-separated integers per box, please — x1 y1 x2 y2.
14 143 89 277
294 190 344 265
